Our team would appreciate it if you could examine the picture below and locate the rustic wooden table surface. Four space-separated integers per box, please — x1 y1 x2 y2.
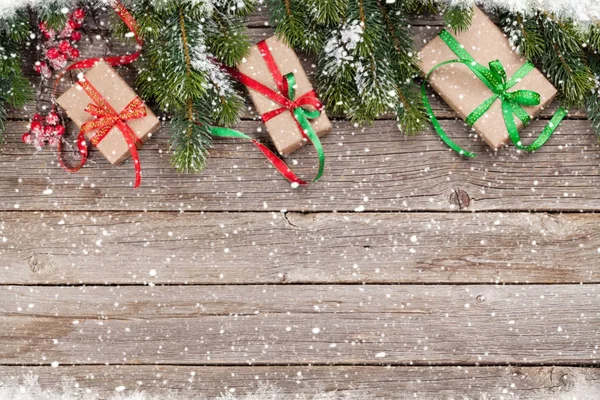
1 6 599 399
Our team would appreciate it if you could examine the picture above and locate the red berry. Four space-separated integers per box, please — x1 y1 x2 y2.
43 125 54 137
71 31 82 41
39 22 56 39
34 61 43 73
48 136 61 147
67 20 78 30
72 9 85 21
41 64 52 79
50 54 67 70
68 47 80 60
33 113 44 122
46 47 60 60
46 112 60 126
43 29 55 39
58 40 71 53
30 120 43 134
60 26 73 39
54 124 66 136
22 133 32 144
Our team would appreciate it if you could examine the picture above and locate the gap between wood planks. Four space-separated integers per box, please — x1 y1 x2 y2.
0 362 597 367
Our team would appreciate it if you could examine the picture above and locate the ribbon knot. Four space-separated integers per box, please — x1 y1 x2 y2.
422 29 567 157
82 95 147 146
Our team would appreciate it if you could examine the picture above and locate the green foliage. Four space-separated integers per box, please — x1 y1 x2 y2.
269 0 325 54
500 11 595 106
500 10 600 137
396 84 428 136
501 12 545 60
0 10 30 42
306 0 347 25
0 11 32 138
37 1 71 30
114 0 254 173
401 0 438 14
587 53 600 139
589 25 600 53
169 113 213 174
444 5 473 33
588 93 600 139
206 12 251 67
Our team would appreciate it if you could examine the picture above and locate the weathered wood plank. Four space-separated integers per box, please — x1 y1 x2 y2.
0 365 598 399
1 119 598 212
1 211 599 285
0 285 598 365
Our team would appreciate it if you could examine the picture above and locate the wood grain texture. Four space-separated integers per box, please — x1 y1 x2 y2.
1 211 600 285
1 365 598 399
1 119 598 212
0 285 598 365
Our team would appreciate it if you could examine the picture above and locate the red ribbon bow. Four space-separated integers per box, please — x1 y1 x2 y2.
58 78 147 188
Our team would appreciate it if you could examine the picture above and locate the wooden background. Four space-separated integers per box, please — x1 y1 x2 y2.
0 4 599 399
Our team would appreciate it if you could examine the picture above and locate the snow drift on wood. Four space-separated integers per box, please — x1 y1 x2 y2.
2 374 600 400
0 376 376 400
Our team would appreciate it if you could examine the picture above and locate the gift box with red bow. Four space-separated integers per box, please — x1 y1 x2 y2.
235 36 332 155
57 60 159 166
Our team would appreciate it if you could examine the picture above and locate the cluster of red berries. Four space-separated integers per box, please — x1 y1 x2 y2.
34 9 85 78
22 112 66 149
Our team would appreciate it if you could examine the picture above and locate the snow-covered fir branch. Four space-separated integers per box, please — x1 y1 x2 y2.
441 0 600 23
321 21 363 76
191 36 238 99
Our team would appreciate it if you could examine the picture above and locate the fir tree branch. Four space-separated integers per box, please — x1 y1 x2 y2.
0 10 32 139
444 5 473 33
179 7 193 83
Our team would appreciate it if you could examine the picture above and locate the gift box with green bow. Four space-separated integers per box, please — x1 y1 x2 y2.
419 7 567 157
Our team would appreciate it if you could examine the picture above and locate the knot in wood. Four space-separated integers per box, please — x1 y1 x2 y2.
449 188 471 209
28 255 52 274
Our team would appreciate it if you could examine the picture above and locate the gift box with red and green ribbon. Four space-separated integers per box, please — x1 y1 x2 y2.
231 36 332 156
419 7 567 157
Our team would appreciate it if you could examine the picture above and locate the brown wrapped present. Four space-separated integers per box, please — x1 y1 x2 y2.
419 7 558 150
237 36 332 155
57 59 159 165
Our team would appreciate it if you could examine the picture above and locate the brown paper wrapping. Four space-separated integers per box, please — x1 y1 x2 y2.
237 36 332 155
57 60 159 165
419 7 557 150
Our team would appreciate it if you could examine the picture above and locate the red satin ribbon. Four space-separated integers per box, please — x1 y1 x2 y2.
58 79 147 188
222 40 325 184
56 0 145 187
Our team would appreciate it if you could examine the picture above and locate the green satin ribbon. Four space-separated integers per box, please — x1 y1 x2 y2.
282 73 326 182
210 72 326 183
422 29 568 157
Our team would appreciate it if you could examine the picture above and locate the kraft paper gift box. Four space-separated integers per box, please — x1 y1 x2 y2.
419 7 558 150
57 59 159 165
237 36 332 155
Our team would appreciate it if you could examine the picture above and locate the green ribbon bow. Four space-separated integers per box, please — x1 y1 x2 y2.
211 72 326 184
422 29 568 157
